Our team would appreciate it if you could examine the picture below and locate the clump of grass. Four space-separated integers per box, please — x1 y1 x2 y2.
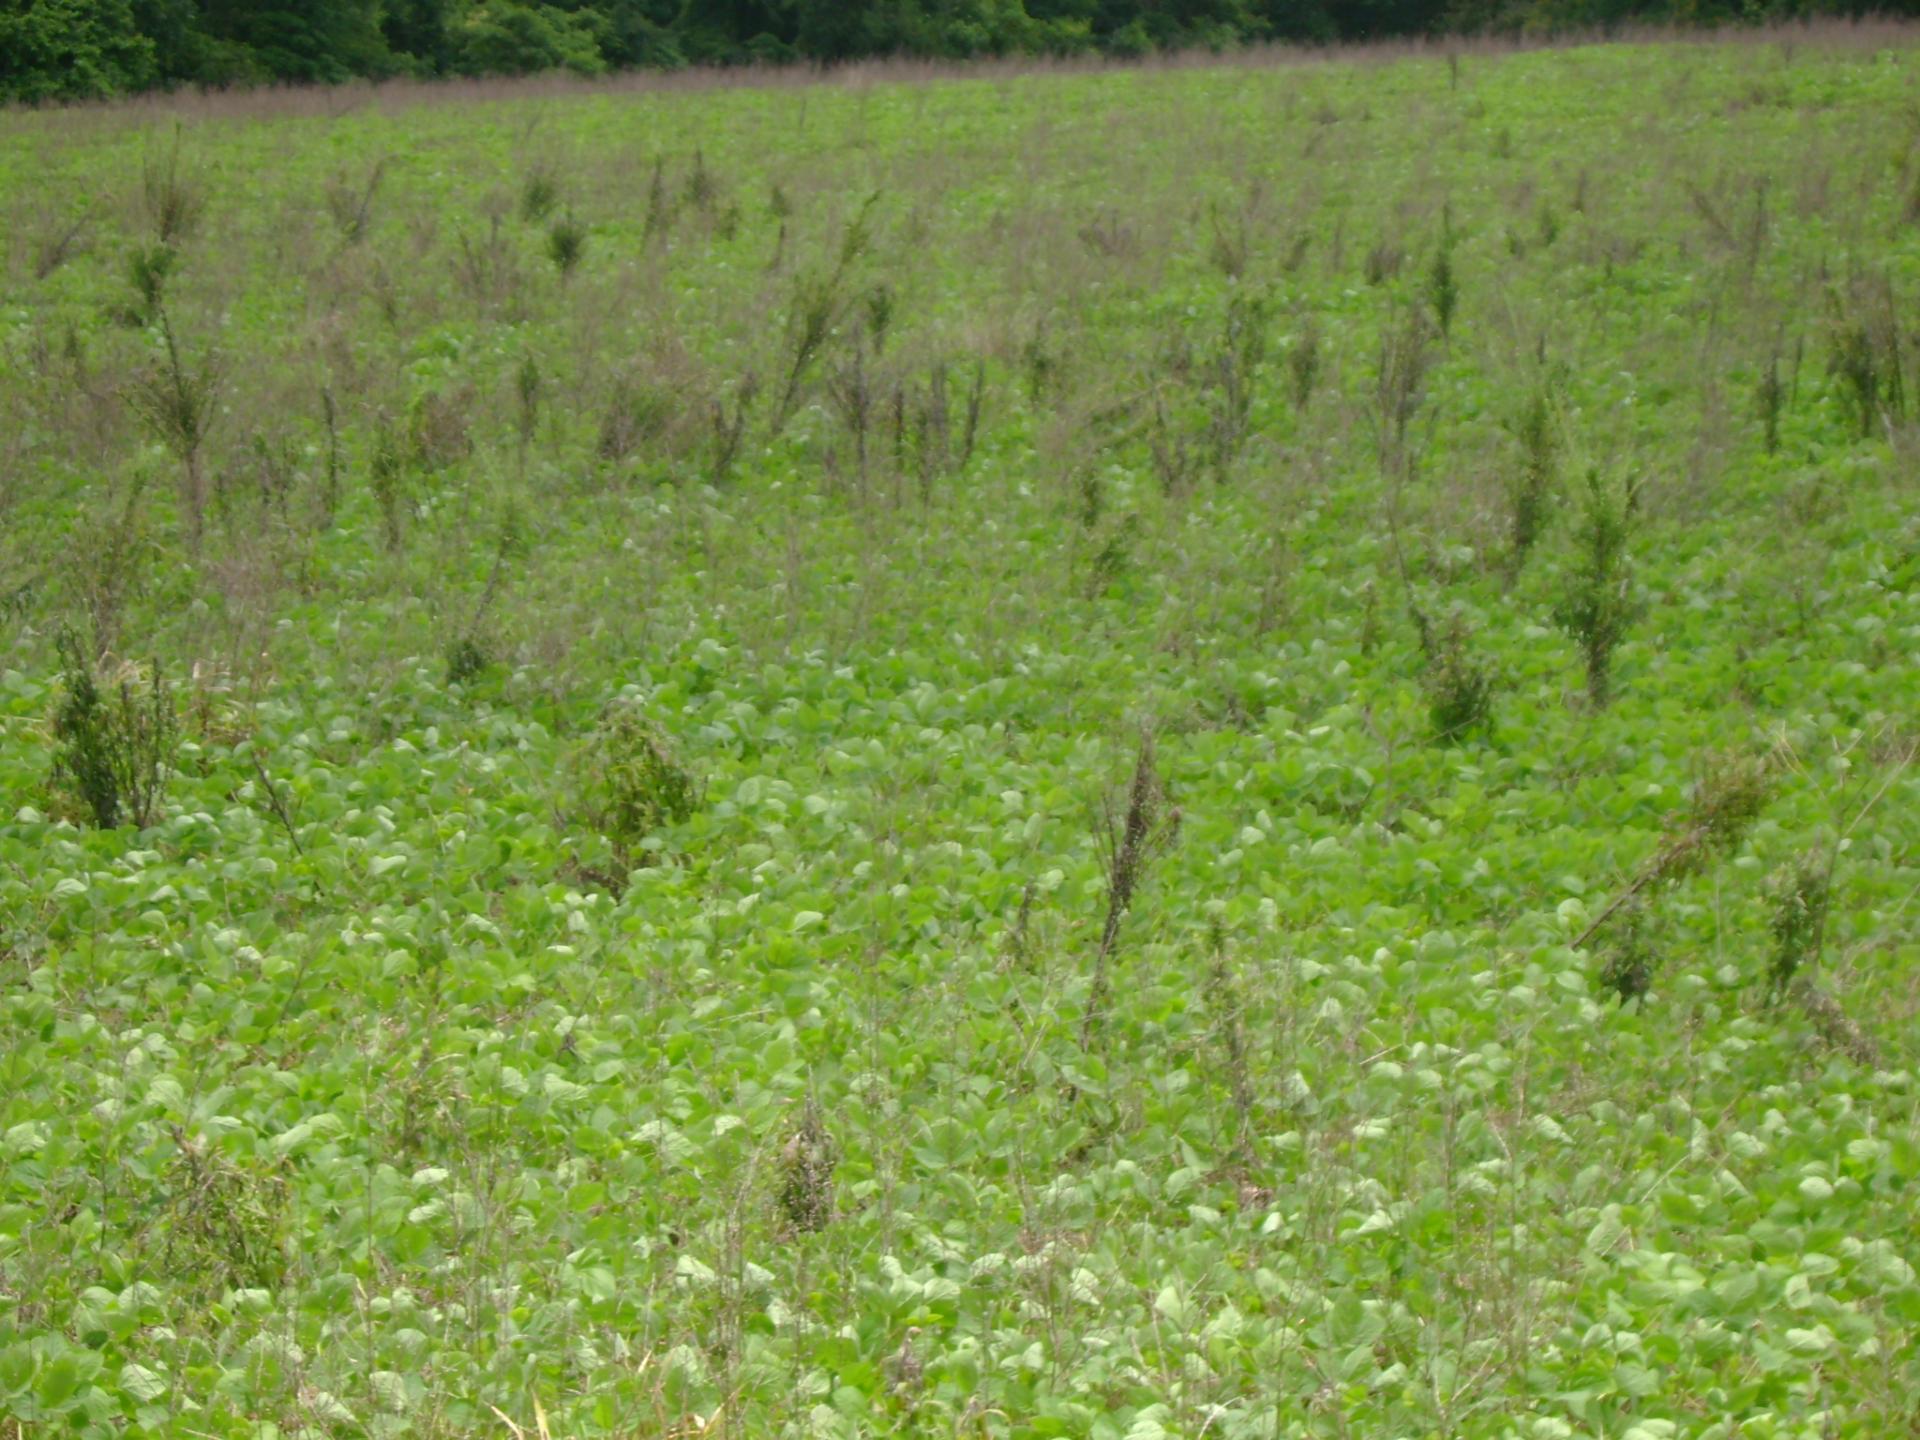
597 375 675 463
406 386 473 472
1203 920 1257 1163
1826 273 1906 439
31 207 91 279
1667 750 1774 879
1206 291 1270 477
159 1129 289 1295
1147 389 1196 496
864 283 896 353
1766 852 1831 1002
1552 469 1642 708
642 156 673 244
1505 385 1557 576
140 128 204 244
453 217 526 315
444 636 490 686
1073 467 1104 532
1426 239 1459 338
827 345 877 493
546 213 587 277
319 387 342 527
1086 513 1140 597
1286 315 1320 412
1364 239 1403 285
1372 307 1435 475
1598 904 1653 1005
710 372 758 484
1756 354 1785 454
48 626 178 831
684 146 719 213
1790 980 1880 1066
119 241 177 327
323 157 386 244
69 482 153 661
1022 323 1060 404
901 358 986 501
519 164 561 223
1207 201 1249 278
1574 747 1774 951
570 696 702 863
124 311 222 547
1080 726 1179 1055
446 505 524 687
1536 200 1560 248
776 1099 837 1233
1423 611 1498 744
515 355 542 453
370 418 406 552
770 195 877 436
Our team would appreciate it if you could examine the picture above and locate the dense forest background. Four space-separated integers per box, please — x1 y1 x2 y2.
1 0 1913 103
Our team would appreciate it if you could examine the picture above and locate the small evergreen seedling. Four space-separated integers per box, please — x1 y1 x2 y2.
1756 355 1785 454
1081 727 1179 1052
1424 611 1498 744
519 165 560 223
546 214 586 278
1552 470 1642 708
515 355 542 450
444 636 490 686
1599 905 1653 1005
1505 386 1556 575
1573 747 1773 952
864 283 896 353
684 147 718 213
140 129 204 244
1364 240 1403 285
571 697 701 863
777 1100 838 1233
1286 317 1320 412
123 242 176 326
370 419 406 552
1426 241 1459 338
1767 853 1831 1001
324 158 385 243
125 312 222 547
49 628 178 830
1660 749 1773 884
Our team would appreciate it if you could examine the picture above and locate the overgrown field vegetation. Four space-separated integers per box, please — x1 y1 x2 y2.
2 30 1918 1440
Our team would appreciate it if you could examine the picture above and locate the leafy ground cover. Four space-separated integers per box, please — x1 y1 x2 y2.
1 30 1917 1440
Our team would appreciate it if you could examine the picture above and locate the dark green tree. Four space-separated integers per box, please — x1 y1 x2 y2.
1 0 156 101
452 2 606 74
195 0 392 81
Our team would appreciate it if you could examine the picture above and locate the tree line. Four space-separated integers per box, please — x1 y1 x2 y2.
1 0 1909 104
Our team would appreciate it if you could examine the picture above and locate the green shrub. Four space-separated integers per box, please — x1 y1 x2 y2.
1426 240 1458 338
1505 386 1556 575
570 697 701 860
1552 470 1642 708
48 628 178 830
122 241 176 326
546 213 586 277
1598 905 1652 1005
1767 853 1831 1001
519 165 561 223
776 1100 838 1233
444 636 491 686
453 3 606 77
1424 611 1497 744
1756 355 1785 454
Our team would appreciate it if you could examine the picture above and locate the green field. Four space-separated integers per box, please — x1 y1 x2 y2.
2 31 1918 1440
